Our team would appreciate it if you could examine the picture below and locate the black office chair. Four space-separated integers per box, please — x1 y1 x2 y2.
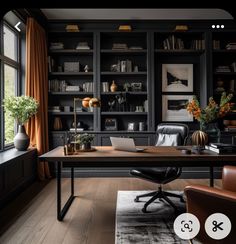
130 123 189 213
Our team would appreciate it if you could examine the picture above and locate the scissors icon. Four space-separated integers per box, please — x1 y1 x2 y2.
212 221 223 232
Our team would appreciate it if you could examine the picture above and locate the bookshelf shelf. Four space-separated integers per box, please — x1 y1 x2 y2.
101 72 147 75
49 72 94 76
49 112 94 115
101 112 148 115
155 49 204 54
49 49 93 54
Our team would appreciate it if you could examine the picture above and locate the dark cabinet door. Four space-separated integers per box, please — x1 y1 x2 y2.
50 132 67 149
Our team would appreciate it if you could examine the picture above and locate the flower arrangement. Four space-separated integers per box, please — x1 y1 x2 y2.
186 92 233 130
3 95 39 125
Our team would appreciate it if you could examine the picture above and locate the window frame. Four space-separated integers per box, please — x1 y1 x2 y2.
0 20 21 151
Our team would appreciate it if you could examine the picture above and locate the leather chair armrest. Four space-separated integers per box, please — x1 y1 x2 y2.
184 185 236 244
223 165 236 192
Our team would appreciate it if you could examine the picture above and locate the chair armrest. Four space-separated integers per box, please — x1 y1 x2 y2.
223 165 236 192
184 185 236 244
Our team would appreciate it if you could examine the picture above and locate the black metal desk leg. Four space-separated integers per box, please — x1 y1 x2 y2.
71 167 74 195
57 162 75 221
210 166 214 187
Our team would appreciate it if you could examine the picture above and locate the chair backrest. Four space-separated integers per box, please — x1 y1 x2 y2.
155 123 189 146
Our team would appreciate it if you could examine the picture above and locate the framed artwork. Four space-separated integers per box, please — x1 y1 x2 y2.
162 64 193 92
162 95 193 122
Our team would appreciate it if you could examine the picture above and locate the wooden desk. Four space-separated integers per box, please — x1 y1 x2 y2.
39 146 236 221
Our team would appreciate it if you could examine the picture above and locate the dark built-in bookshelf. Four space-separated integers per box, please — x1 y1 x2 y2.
47 21 236 152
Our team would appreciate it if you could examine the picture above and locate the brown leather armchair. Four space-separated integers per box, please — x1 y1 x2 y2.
184 165 236 244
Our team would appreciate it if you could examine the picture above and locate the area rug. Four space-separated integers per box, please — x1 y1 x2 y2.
115 191 191 244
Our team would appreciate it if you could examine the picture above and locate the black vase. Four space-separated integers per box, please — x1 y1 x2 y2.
201 121 221 143
14 124 30 151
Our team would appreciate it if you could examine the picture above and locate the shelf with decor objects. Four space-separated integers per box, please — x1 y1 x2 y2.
99 31 149 133
48 30 96 141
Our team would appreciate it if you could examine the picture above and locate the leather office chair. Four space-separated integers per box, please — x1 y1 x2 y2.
185 165 236 244
130 123 189 213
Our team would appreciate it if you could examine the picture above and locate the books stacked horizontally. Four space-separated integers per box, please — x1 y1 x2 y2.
224 125 236 132
226 43 236 50
205 143 236 154
50 42 64 50
112 43 128 50
65 86 80 92
215 65 231 73
48 106 62 112
76 42 90 50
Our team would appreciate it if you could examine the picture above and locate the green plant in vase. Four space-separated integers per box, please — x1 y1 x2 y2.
3 95 39 150
187 92 233 145
75 133 95 150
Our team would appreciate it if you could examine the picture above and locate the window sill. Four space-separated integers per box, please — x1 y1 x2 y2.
0 147 37 166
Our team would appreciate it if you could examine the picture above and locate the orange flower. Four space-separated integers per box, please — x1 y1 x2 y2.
186 92 233 123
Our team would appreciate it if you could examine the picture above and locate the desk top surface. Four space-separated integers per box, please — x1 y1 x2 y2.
39 146 236 164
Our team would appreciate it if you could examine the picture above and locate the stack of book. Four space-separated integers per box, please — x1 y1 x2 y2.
215 65 231 73
224 125 236 132
48 106 62 112
205 143 236 154
76 42 90 50
226 43 236 50
112 43 128 50
50 42 64 50
65 86 80 92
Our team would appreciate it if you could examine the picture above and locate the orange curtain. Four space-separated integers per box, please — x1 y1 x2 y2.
25 17 51 180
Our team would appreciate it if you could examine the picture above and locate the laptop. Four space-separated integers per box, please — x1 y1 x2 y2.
110 137 145 152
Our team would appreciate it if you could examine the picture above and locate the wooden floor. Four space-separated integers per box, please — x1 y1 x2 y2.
0 178 221 244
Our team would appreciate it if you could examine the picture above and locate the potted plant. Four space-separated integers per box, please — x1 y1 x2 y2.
76 133 95 150
187 92 233 145
3 95 39 151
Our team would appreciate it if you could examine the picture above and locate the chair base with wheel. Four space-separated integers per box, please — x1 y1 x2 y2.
134 186 185 213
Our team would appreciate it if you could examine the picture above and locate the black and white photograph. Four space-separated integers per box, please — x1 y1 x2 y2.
162 64 193 92
162 95 193 121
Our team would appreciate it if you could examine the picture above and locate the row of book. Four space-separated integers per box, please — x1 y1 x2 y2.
212 40 236 50
49 79 94 92
162 35 205 50
213 40 220 50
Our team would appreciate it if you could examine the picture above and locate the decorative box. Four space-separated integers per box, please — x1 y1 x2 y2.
64 62 80 72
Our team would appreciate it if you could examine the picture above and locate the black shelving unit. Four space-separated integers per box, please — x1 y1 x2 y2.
47 21 236 150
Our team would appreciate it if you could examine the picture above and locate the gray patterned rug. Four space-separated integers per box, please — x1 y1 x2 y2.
115 191 191 244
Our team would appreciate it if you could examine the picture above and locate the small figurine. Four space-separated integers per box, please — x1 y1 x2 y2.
84 65 89 72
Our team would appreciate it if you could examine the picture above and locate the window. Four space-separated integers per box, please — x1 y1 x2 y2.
0 22 20 150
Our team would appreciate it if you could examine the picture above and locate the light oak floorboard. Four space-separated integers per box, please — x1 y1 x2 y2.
0 178 222 244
